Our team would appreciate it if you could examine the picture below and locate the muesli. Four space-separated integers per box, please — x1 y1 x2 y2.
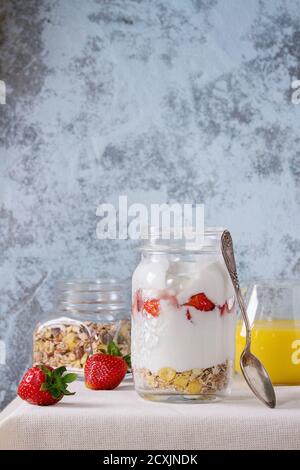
135 361 230 395
33 319 131 370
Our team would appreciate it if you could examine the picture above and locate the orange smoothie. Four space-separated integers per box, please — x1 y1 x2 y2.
235 320 300 385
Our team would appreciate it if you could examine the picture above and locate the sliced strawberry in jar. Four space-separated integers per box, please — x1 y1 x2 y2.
219 302 228 316
184 292 215 312
186 309 192 321
143 299 160 317
160 293 179 307
132 289 143 313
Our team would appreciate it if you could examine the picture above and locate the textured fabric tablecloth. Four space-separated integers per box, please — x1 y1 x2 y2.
1 376 300 450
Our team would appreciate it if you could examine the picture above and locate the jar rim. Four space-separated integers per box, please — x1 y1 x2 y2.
57 278 128 292
55 278 130 314
139 226 226 253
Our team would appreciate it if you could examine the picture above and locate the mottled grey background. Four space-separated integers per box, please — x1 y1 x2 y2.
0 0 299 408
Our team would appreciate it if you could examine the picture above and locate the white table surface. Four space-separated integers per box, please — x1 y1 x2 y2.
1 376 300 450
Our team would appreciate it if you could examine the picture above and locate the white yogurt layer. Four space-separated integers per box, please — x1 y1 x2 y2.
132 303 236 371
131 256 236 372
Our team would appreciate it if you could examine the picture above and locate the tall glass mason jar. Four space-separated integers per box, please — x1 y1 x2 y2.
132 228 236 402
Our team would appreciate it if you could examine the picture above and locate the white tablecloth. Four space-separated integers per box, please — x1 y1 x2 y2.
1 376 300 450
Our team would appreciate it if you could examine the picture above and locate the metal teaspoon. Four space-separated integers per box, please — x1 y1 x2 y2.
221 230 276 408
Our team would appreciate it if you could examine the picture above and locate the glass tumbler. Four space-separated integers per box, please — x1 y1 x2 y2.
236 280 300 384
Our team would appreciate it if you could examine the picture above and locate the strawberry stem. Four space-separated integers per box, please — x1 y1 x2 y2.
37 365 77 399
107 341 131 369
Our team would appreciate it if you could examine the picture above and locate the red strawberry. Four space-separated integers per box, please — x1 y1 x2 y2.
186 309 192 321
132 289 143 313
85 355 127 390
18 365 77 406
143 299 160 317
84 341 130 390
160 293 179 307
219 302 228 316
184 293 215 311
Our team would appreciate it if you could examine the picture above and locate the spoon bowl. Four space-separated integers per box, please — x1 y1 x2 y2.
240 349 276 408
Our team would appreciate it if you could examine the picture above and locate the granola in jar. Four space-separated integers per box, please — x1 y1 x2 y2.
33 280 131 374
33 318 131 370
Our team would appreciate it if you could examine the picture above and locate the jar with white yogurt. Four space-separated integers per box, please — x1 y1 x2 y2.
131 228 236 402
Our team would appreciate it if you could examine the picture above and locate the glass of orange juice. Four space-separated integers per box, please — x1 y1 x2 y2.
235 281 300 385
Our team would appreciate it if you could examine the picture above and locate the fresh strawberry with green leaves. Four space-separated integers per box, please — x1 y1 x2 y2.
84 341 130 390
184 292 215 312
18 365 77 406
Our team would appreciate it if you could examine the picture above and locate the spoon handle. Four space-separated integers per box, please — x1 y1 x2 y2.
221 230 251 349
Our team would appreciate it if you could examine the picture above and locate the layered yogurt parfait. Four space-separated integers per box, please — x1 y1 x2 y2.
131 228 236 402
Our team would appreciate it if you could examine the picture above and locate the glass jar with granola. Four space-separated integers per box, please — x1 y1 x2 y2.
132 228 236 402
33 280 131 375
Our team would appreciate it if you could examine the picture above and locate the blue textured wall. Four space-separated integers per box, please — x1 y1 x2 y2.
0 0 300 408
